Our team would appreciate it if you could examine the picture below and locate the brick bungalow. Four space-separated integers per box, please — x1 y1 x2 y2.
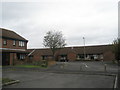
27 45 115 62
0 28 28 65
0 28 115 65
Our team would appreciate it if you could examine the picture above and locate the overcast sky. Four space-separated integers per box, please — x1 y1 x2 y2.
1 0 119 49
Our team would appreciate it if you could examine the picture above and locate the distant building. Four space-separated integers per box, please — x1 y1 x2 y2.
0 28 28 65
27 45 115 62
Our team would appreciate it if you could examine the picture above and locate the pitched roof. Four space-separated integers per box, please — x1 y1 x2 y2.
0 28 28 41
27 45 113 56
57 45 113 55
27 48 53 56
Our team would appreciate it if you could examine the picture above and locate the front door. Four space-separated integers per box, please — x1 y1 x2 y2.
2 52 10 65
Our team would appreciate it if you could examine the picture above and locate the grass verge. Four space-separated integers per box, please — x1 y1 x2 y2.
2 78 15 84
14 65 47 68
2 78 20 86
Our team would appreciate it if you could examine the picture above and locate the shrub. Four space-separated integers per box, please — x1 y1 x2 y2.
41 60 48 67
32 61 41 66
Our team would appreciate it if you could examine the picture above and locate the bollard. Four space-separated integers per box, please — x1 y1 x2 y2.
104 64 107 72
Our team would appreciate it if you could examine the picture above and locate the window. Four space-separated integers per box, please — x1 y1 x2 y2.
19 41 20 46
78 54 84 58
93 55 98 59
42 56 47 60
3 39 7 45
100 54 103 59
13 40 16 46
60 55 67 60
76 55 80 60
18 54 26 60
29 55 33 60
19 41 25 47
22 41 25 46
76 54 84 60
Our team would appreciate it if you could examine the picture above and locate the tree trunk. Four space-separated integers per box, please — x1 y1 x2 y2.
52 49 55 61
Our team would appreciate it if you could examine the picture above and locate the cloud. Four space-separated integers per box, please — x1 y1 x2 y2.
1 0 118 48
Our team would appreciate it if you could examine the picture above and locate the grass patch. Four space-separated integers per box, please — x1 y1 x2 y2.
2 78 15 84
14 65 47 68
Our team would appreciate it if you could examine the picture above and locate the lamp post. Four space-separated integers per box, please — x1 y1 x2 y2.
83 37 86 60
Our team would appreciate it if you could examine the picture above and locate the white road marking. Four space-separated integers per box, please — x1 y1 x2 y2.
82 63 88 68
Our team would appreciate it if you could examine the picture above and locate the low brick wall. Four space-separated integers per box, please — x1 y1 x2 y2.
14 60 25 65
47 60 56 66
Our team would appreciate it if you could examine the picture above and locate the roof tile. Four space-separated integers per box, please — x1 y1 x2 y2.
0 28 28 41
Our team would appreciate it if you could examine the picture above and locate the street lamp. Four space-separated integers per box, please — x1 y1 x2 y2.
83 37 86 60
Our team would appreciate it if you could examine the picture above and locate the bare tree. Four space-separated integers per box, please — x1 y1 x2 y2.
43 30 66 60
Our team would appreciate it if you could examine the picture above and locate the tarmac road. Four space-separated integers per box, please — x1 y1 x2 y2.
3 70 116 88
2 61 118 88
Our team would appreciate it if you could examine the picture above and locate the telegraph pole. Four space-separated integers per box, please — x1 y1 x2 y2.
83 37 86 60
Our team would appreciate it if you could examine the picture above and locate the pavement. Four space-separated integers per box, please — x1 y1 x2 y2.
2 61 119 88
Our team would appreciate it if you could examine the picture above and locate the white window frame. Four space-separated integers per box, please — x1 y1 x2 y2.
13 40 16 46
3 39 7 45
19 54 25 60
100 54 103 59
22 41 25 46
19 41 21 46
19 41 25 47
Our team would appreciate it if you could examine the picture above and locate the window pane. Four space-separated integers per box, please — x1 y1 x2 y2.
21 41 22 46
23 42 25 46
19 54 25 60
19 41 20 46
13 40 16 46
3 40 7 45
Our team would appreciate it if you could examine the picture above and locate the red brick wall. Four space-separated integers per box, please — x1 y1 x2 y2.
33 55 41 61
103 51 115 61
68 53 76 61
2 38 27 50
1 37 28 65
32 52 41 61
32 55 53 61
29 51 115 62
